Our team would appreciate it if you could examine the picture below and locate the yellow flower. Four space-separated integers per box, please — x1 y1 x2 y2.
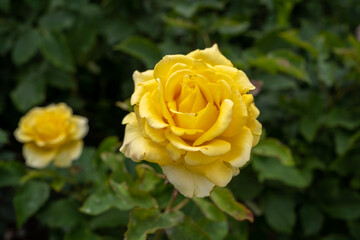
14 103 88 168
120 44 262 198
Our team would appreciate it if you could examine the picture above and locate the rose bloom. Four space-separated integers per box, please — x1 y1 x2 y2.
120 44 261 198
14 103 88 168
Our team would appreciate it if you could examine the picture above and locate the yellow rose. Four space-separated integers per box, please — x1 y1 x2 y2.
120 44 262 198
14 103 88 168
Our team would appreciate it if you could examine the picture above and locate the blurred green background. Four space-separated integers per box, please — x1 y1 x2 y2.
1 0 360 239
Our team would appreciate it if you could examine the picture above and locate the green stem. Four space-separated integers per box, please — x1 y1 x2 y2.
165 189 178 212
172 198 190 212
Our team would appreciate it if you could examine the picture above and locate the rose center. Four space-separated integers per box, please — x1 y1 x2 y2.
175 74 207 113
34 111 68 141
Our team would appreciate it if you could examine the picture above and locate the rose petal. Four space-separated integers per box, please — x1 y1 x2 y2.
53 140 83 168
214 65 255 93
173 103 218 131
70 116 89 140
165 69 193 102
120 113 171 165
235 70 256 93
187 44 233 67
133 70 154 86
154 55 194 82
14 128 33 142
165 130 231 156
222 90 248 137
23 143 57 168
139 91 168 129
166 143 185 162
193 99 233 146
190 160 233 187
144 120 166 143
184 151 218 166
131 79 158 105
247 118 262 146
222 126 254 168
161 164 215 198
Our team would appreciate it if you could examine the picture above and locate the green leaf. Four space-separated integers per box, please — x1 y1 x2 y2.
97 136 120 154
252 157 311 188
80 184 133 215
39 11 74 31
0 128 9 148
125 207 184 240
280 30 318 57
299 115 321 142
0 161 26 187
73 147 104 186
325 108 360 130
10 69 46 112
228 168 263 201
172 0 224 18
111 181 158 209
14 180 50 227
322 189 360 221
300 204 324 236
262 193 296 233
101 152 132 184
40 30 75 72
250 50 310 83
348 221 360 240
134 164 162 192
0 0 10 12
166 216 211 240
215 19 249 36
37 198 84 228
192 198 228 240
192 198 226 222
100 19 134 45
12 28 40 65
115 36 163 69
253 138 294 166
67 18 98 63
46 66 75 90
210 187 253 222
65 227 101 240
334 130 360 156
196 219 228 240
90 209 130 230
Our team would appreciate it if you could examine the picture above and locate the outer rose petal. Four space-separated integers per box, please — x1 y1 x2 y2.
14 128 32 142
187 44 233 67
131 79 158 105
133 70 154 86
223 126 254 168
161 165 215 198
70 116 89 140
53 140 83 167
23 143 57 168
190 160 233 187
120 113 171 165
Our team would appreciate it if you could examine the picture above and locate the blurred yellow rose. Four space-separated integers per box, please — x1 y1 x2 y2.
14 103 88 168
120 44 261 198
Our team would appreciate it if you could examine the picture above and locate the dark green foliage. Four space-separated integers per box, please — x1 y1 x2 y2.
1 0 360 239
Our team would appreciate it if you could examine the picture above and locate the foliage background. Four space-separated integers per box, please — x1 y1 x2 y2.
1 0 360 239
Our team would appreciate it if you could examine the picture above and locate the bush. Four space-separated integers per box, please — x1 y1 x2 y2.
1 0 360 239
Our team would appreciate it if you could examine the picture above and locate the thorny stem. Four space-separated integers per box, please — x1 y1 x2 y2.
165 189 178 212
172 198 190 212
